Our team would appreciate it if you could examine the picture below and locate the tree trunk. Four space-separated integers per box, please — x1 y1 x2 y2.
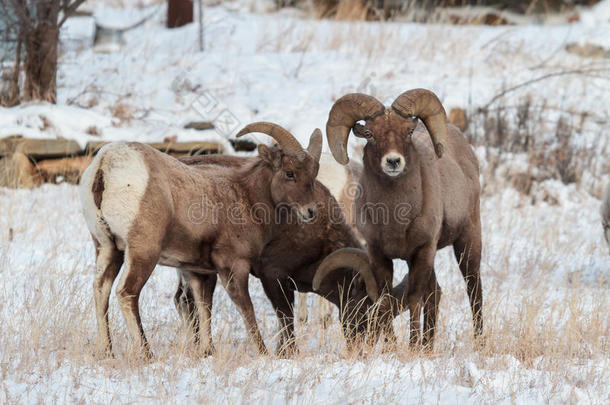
23 2 59 103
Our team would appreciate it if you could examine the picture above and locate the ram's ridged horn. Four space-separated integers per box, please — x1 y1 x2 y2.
326 94 385 165
391 89 448 158
313 247 379 301
237 122 304 158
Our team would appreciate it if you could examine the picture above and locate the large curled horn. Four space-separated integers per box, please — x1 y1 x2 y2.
237 122 304 158
391 89 448 158
313 248 379 301
307 128 322 161
326 94 385 165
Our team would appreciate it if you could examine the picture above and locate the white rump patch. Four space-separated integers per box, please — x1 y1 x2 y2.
79 143 149 244
80 147 108 243
317 154 349 201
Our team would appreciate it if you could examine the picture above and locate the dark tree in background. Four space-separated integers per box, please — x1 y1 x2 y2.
0 0 86 104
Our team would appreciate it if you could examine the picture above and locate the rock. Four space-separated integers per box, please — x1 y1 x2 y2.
184 121 215 131
565 43 610 59
449 108 468 132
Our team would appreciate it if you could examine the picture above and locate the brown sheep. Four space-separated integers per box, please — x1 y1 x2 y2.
315 89 483 349
173 151 378 356
80 123 324 357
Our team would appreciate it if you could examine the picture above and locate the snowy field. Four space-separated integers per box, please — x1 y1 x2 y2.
1 0 609 403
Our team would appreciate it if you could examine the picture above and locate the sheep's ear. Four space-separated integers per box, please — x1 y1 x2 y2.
307 129 322 162
353 123 373 139
258 144 281 169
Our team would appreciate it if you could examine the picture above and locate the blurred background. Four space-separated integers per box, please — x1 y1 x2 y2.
0 0 608 198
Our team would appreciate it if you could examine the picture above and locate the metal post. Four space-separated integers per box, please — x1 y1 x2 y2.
198 0 204 52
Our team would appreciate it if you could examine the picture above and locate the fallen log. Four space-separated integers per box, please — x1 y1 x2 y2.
0 137 83 159
85 140 222 155
0 137 224 187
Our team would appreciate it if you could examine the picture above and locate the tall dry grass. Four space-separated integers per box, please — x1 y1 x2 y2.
0 184 608 402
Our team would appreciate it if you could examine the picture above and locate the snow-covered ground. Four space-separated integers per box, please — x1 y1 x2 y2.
0 0 609 403
0 183 607 403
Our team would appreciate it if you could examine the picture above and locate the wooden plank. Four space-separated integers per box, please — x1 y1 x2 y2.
86 141 222 155
0 137 83 158
35 156 94 185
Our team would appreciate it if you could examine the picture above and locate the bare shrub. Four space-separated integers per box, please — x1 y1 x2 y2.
111 101 134 123
468 98 609 196
85 126 101 136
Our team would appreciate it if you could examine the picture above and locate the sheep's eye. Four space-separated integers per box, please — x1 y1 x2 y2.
363 129 373 139
409 115 418 122
285 171 295 179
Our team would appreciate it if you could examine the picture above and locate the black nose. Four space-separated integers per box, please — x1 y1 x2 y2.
307 208 316 219
386 157 401 169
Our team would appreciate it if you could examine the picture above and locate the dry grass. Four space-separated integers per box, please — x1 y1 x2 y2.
0 184 607 402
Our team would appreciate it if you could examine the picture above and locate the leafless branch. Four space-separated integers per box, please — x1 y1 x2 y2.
481 68 610 111
58 0 86 27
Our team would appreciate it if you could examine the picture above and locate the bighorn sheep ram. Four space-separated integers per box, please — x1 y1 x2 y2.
80 123 324 357
602 182 610 255
173 140 378 356
315 89 483 349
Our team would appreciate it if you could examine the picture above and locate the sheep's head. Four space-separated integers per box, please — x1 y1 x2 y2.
312 247 379 342
237 122 322 222
313 247 409 343
326 89 448 178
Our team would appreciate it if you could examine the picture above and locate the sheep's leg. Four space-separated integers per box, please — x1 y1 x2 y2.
422 274 441 349
115 247 159 358
453 224 483 341
174 270 199 340
182 271 217 356
92 238 124 357
260 276 297 357
296 293 308 324
317 295 333 329
406 245 438 350
217 258 268 355
407 296 422 347
368 248 397 345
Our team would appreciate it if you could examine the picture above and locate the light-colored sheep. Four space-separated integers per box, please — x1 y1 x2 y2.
80 123 322 357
